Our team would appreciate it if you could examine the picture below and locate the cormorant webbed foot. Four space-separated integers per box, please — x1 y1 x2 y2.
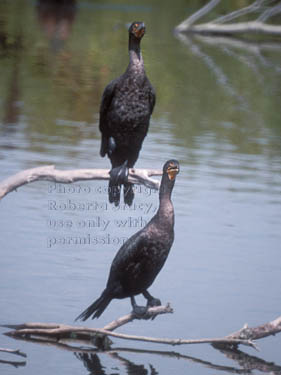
130 296 149 319
143 290 161 307
109 161 129 206
109 161 129 185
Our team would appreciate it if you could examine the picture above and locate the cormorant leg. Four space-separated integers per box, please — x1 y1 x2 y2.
130 296 147 317
143 290 161 307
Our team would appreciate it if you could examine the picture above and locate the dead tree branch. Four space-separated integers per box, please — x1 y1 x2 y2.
176 0 220 29
3 323 256 350
0 165 162 200
175 0 281 36
6 312 281 351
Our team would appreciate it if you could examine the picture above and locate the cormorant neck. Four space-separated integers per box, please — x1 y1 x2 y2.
128 35 143 67
156 177 175 226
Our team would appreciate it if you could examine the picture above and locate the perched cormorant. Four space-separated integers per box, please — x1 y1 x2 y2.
99 21 156 206
75 160 179 321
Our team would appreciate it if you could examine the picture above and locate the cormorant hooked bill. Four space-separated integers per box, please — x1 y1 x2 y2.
75 160 179 321
99 21 156 206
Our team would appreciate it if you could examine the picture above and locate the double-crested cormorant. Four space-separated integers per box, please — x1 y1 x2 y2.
75 160 179 321
99 21 156 206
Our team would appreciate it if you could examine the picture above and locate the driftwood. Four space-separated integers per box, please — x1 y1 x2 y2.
3 315 281 373
3 309 281 351
175 0 281 36
0 165 162 200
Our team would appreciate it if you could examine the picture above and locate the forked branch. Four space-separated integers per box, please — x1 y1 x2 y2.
175 0 281 36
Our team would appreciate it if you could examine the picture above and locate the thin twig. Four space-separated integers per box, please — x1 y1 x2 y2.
258 2 281 22
213 0 268 24
175 0 221 32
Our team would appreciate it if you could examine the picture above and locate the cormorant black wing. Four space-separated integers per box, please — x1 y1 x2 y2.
106 230 148 285
148 84 156 115
99 78 117 157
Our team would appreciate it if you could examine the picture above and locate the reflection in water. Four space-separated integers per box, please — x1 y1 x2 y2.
0 359 26 368
215 346 281 374
2 48 21 127
0 15 22 128
75 351 158 375
75 353 106 375
109 352 158 375
3 325 281 374
74 346 281 375
36 0 77 53
175 33 246 109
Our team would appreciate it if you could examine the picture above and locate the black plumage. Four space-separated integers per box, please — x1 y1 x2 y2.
75 160 179 321
99 22 155 206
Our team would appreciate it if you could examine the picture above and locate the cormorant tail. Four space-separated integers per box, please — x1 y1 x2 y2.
75 291 112 321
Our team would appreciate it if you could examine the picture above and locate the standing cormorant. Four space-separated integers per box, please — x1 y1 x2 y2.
75 160 179 321
99 22 156 206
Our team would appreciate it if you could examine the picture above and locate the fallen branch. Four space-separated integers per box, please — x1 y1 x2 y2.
8 310 281 352
3 312 281 351
0 165 162 200
175 0 281 36
3 323 256 350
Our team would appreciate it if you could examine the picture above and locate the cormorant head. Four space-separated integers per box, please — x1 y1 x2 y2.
163 160 180 181
129 22 146 40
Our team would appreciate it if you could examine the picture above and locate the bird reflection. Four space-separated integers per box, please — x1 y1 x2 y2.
110 352 158 375
75 351 158 375
74 353 106 375
36 0 77 53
